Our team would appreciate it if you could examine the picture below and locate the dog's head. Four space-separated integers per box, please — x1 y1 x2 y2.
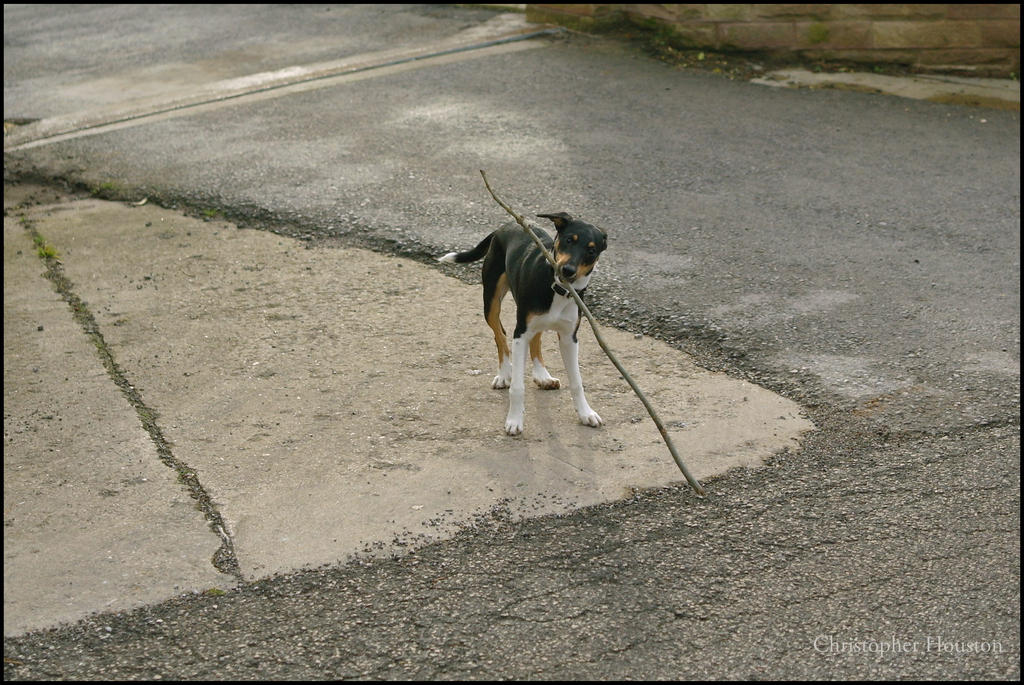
538 212 608 284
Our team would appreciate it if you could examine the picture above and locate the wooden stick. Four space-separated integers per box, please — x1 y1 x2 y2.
479 170 706 497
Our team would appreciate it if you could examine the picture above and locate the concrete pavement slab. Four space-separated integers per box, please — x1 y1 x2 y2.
3 191 233 637
4 185 811 628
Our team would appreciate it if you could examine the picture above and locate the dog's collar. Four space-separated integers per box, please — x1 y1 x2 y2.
552 280 584 298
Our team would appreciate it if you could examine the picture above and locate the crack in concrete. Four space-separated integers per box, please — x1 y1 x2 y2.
18 214 245 583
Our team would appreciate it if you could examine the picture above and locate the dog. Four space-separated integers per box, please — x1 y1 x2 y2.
439 212 607 435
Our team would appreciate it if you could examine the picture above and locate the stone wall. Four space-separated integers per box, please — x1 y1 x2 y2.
525 4 1020 75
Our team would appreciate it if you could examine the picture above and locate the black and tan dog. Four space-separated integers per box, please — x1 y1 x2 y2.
439 212 607 435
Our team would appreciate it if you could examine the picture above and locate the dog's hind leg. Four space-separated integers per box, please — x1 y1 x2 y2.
529 333 560 389
482 260 512 389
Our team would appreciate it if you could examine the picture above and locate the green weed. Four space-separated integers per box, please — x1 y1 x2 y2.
32 234 59 259
90 181 121 197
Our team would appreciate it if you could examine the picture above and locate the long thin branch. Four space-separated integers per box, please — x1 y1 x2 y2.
479 170 706 497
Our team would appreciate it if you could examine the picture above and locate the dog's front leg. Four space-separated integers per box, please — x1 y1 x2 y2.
504 335 527 435
558 333 603 428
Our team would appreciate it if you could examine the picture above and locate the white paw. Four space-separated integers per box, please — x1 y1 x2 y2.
533 375 560 390
492 375 511 389
505 416 523 436
579 409 603 428
438 252 458 263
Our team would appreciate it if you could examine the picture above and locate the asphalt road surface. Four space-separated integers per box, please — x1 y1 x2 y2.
4 4 1019 679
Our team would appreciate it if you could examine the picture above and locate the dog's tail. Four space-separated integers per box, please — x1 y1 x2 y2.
438 232 494 264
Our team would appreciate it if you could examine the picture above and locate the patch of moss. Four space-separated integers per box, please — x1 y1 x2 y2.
807 23 830 45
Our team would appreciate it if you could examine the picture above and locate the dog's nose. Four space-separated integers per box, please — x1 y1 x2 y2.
560 264 577 280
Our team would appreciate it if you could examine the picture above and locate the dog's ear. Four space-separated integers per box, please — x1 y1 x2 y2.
537 212 573 231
